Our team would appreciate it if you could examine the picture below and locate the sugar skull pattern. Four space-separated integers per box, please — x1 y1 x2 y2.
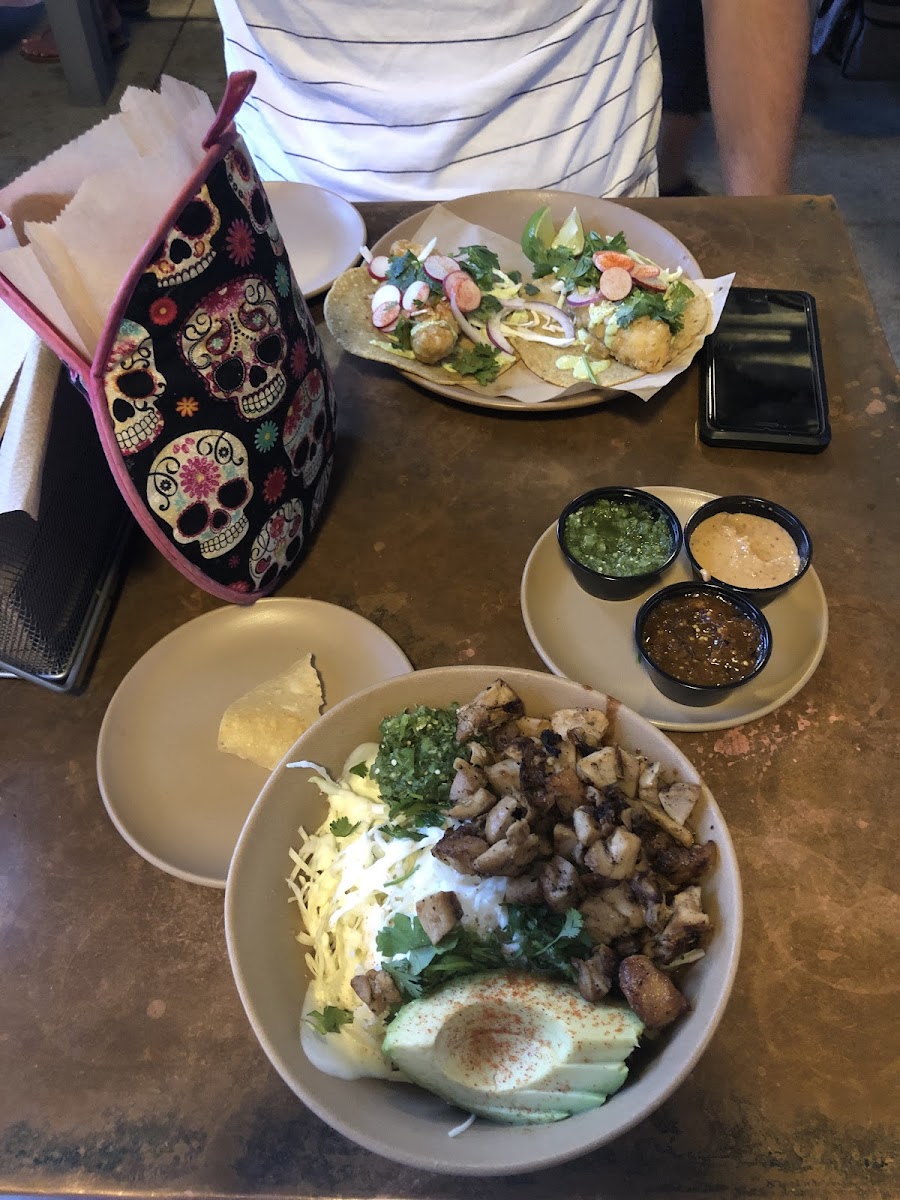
100 135 336 598
249 498 304 589
180 276 286 419
105 319 166 455
147 430 252 559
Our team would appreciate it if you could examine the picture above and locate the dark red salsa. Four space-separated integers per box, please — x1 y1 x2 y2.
641 591 764 687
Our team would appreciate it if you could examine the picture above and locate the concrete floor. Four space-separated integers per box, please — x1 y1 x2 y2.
0 0 898 364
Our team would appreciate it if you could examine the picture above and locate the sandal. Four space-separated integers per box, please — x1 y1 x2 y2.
20 19 129 64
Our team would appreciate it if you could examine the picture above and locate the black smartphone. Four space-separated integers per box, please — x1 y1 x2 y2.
699 287 831 452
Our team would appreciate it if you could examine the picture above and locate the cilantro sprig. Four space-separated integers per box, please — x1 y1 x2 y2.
450 342 503 385
304 1006 353 1035
613 279 695 334
523 229 629 286
385 250 442 297
375 906 593 1010
329 817 360 838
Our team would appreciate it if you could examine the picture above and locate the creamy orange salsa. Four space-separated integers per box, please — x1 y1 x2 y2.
690 512 800 589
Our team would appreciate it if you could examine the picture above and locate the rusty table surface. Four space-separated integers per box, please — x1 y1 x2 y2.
0 196 897 1200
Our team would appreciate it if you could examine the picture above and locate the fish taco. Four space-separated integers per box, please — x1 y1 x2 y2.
324 239 525 395
508 207 712 389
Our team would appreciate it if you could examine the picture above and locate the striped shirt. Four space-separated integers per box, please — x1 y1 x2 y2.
214 0 661 202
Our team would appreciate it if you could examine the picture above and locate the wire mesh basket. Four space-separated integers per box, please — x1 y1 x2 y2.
0 368 132 692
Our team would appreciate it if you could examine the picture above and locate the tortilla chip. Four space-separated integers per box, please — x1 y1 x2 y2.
511 278 711 390
217 653 323 770
323 266 516 396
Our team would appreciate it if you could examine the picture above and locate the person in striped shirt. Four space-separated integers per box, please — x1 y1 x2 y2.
211 0 810 203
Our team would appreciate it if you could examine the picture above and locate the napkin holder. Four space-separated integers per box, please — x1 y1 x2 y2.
0 72 337 605
0 364 131 691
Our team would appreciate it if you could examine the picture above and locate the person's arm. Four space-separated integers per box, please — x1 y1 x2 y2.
701 0 811 195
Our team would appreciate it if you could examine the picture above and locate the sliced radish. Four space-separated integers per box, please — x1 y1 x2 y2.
630 263 660 280
593 250 635 272
443 270 482 313
423 254 459 282
372 301 401 330
402 281 431 312
599 267 633 302
367 255 390 281
371 283 401 311
632 275 667 293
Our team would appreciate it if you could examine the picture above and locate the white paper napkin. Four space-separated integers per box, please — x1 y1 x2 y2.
0 76 216 360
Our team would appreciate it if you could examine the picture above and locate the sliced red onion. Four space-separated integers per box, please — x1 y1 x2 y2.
500 298 575 340
566 289 602 308
449 293 488 345
486 314 515 356
509 328 576 346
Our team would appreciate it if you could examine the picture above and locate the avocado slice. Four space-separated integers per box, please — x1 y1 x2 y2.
382 970 643 1126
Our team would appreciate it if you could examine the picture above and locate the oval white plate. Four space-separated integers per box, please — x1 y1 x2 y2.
520 485 829 732
266 182 365 298
97 598 412 887
372 189 702 413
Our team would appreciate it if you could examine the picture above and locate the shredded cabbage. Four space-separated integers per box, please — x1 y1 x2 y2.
288 744 507 1077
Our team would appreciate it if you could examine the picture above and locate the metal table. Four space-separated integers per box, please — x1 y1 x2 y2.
0 196 897 1199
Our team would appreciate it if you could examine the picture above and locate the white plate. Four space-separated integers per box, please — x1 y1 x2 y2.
371 188 702 413
266 182 365 299
97 598 412 887
520 485 829 732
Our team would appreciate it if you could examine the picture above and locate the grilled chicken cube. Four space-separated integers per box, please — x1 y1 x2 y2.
618 954 689 1029
473 818 540 876
550 708 609 750
573 945 618 1003
416 891 463 945
485 795 521 845
658 781 702 828
576 746 619 790
431 825 489 875
653 885 710 964
584 827 642 880
545 766 588 817
455 679 525 742
351 969 402 1016
504 875 544 905
538 855 584 913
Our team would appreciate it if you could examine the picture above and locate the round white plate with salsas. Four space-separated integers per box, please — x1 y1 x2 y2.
267 182 366 299
97 598 412 887
520 485 828 732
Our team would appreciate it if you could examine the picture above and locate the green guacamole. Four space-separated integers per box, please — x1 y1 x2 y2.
564 498 673 577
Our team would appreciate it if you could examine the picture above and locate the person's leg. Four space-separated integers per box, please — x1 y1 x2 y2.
653 0 711 195
20 0 128 62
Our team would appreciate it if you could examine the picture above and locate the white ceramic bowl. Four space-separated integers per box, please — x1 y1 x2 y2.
225 666 742 1175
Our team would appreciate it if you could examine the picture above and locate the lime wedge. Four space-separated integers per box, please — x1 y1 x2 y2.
522 205 556 255
551 207 585 254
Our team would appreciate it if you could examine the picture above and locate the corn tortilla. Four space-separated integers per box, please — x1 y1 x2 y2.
511 277 711 389
217 653 324 771
324 266 516 396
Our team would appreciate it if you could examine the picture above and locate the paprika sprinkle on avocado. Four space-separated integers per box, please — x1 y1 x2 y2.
563 497 673 578
641 591 765 687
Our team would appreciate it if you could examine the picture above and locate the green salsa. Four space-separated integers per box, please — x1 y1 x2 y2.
564 498 673 577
